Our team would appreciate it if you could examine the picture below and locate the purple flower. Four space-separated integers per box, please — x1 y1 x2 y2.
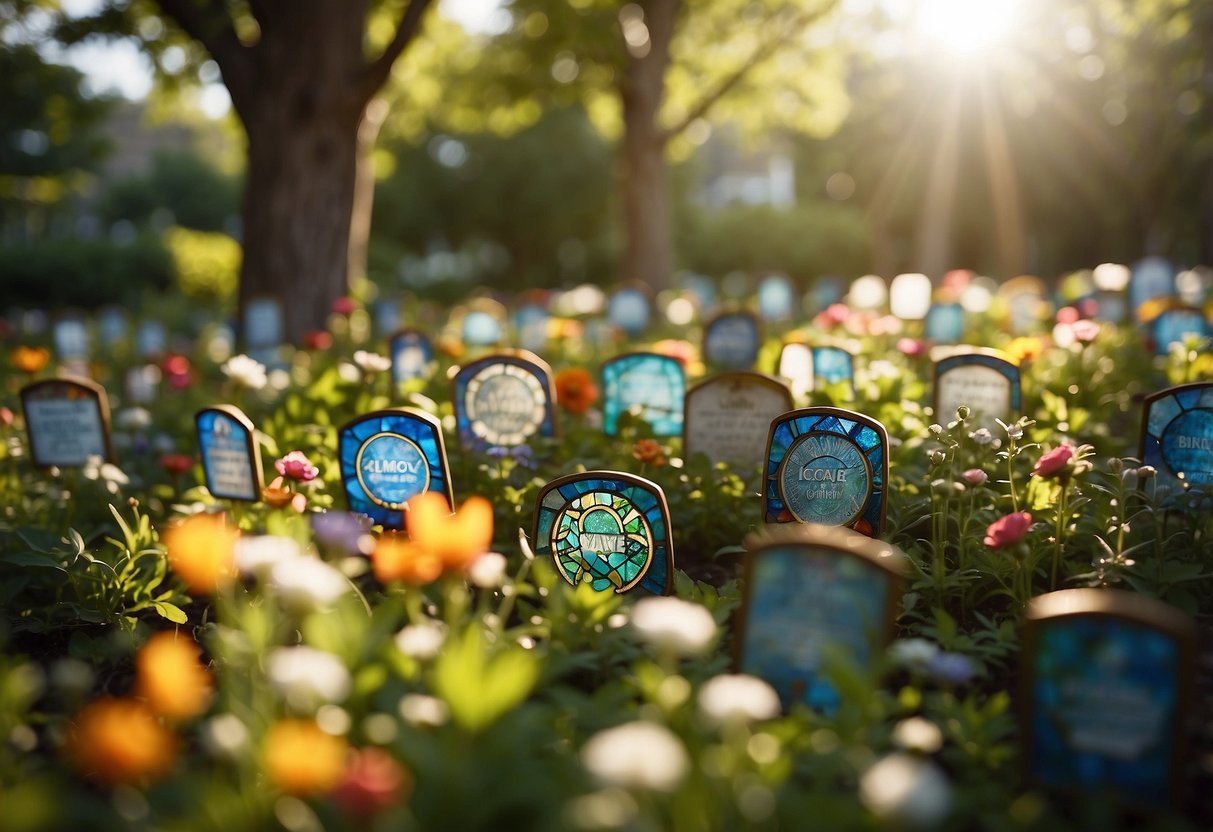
311 511 373 555
925 652 979 685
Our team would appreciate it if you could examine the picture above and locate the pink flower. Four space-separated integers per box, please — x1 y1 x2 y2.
276 451 319 482
1032 445 1073 478
897 337 926 357
331 297 358 316
961 468 987 486
984 512 1032 549
1070 319 1100 343
0 407 12 427
1056 306 1079 324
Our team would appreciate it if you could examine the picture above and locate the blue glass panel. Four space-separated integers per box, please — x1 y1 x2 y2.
54 318 89 360
608 288 652 336
1142 385 1213 496
338 411 450 530
812 347 854 385
1153 309 1208 355
463 311 502 346
1129 256 1174 316
373 300 401 336
925 303 965 342
196 408 258 501
602 353 686 437
758 276 795 322
704 313 760 369
390 331 434 385
454 356 555 452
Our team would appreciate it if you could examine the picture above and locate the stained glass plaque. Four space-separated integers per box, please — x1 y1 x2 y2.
389 329 435 385
757 274 795 322
607 286 652 337
1021 589 1196 806
684 372 792 471
925 303 965 343
338 409 453 529
532 471 673 595
452 351 556 452
20 377 112 467
601 352 686 437
1129 256 1175 321
812 346 855 396
934 351 1021 430
763 407 888 537
1152 307 1208 354
195 405 263 501
1139 382 1213 496
735 524 906 712
53 315 89 361
703 311 761 370
136 320 167 360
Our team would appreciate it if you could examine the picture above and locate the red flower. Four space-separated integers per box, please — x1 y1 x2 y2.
333 747 412 819
160 454 195 476
331 297 358 316
0 407 12 428
984 512 1032 549
1032 445 1074 478
554 368 599 415
304 330 333 351
961 468 987 486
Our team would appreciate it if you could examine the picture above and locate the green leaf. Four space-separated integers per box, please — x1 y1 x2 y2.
1 551 67 571
153 602 189 624
432 626 540 733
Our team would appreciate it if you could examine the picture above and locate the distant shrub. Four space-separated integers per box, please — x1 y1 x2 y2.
0 235 173 308
165 226 241 303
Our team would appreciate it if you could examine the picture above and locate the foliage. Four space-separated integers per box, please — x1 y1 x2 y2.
165 226 241 304
0 233 174 308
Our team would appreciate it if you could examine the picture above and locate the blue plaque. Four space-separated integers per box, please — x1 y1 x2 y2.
389 329 435 385
757 274 795 322
338 409 453 530
373 299 401 336
1140 382 1213 495
453 351 557 452
1022 589 1196 806
703 312 761 369
607 286 652 337
244 296 284 351
53 316 89 360
136 320 167 360
1093 290 1127 324
601 352 686 437
763 407 888 537
812 346 855 395
934 351 1021 430
195 405 263 502
736 524 906 712
532 471 673 595
20 377 112 468
811 276 846 312
462 309 503 347
1152 307 1208 354
925 303 965 343
96 307 129 348
1129 256 1175 320
681 273 718 317
514 303 550 353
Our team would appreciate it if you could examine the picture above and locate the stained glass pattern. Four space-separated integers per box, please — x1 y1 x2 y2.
811 347 855 388
1140 382 1213 495
533 472 673 595
763 408 888 536
1152 308 1208 355
453 354 556 451
339 410 452 530
602 353 686 437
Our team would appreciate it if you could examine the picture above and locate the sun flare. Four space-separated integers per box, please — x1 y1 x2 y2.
915 0 1022 54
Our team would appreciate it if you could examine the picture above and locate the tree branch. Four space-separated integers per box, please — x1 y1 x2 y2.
359 0 435 104
660 2 832 141
153 0 255 110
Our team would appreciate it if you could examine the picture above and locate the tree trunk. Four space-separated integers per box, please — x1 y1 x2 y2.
618 0 680 293
349 97 390 285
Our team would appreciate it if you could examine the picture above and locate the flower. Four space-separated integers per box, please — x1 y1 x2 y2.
234 535 304 579
331 296 359 316
134 632 213 721
267 647 352 708
262 475 305 510
406 492 494 572
889 638 940 670
334 747 412 819
632 439 666 466
581 721 689 792
372 533 444 585
65 698 178 786
554 368 599 415
312 512 374 555
926 651 980 685
10 345 50 374
200 714 249 760
159 453 194 477
859 753 953 829
1004 336 1044 364
467 552 508 588
983 511 1032 549
892 717 944 753
221 354 267 389
353 350 390 374
630 597 717 656
270 555 349 612
275 450 319 482
163 513 238 595
399 694 449 727
1033 445 1074 478
0 406 13 427
1070 319 1101 343
697 674 781 725
969 427 995 446
961 468 987 486
263 719 348 796
896 337 926 357
116 407 152 430
394 621 447 661
304 330 334 351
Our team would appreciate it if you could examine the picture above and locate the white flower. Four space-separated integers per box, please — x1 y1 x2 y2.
234 535 303 580
630 597 716 656
866 360 899 381
698 674 781 725
889 638 940 670
353 350 390 373
395 621 447 661
399 694 449 727
969 428 995 446
468 552 508 588
200 714 249 760
859 753 953 829
892 717 944 753
266 647 351 709
115 407 152 431
270 555 349 612
221 354 267 389
581 721 689 792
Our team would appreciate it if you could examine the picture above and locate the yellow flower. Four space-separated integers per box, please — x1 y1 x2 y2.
135 632 213 721
10 346 50 374
65 698 178 786
163 513 238 595
263 719 348 796
1003 337 1044 365
406 492 494 572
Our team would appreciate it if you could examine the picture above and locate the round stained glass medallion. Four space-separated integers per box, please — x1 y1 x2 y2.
550 491 653 593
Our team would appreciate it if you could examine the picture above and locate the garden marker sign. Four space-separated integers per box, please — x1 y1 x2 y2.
1020 588 1196 806
702 311 761 370
452 351 556 452
96 306 129 348
684 372 793 471
1129 256 1175 321
1152 306 1208 354
812 345 855 397
53 314 89 361
339 409 453 530
934 350 1021 430
777 341 812 399
136 319 168 360
389 329 435 385
1139 382 1213 496
532 471 673 595
195 405 263 502
607 285 653 337
20 377 112 468
757 273 795 322
735 524 907 712
925 303 965 343
243 295 284 362
601 352 686 437
763 407 888 537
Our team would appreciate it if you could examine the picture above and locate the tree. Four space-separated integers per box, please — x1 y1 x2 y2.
60 0 435 341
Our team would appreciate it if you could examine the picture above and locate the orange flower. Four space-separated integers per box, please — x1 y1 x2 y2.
163 513 238 595
263 719 348 797
262 475 295 508
10 346 50 374
632 439 666 466
65 698 178 786
407 491 494 572
134 632 213 721
372 532 444 585
555 368 599 415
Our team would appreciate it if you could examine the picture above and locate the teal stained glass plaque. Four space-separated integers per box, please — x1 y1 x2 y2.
532 471 673 595
1140 382 1213 495
757 274 795 322
602 352 686 437
195 405 263 502
925 303 965 342
1021 589 1196 806
812 346 855 393
338 409 453 530
703 312 761 369
763 407 888 537
463 310 503 347
452 351 556 452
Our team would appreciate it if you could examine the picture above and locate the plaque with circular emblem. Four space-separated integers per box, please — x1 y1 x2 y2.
777 431 872 526
453 352 557 452
1140 382 1213 498
355 432 431 509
